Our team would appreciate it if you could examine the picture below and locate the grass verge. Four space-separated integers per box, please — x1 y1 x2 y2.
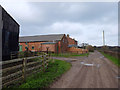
100 51 120 67
16 59 71 88
51 53 89 58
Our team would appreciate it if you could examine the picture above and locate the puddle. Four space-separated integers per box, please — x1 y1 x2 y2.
100 56 104 59
80 61 94 66
116 76 120 79
84 64 94 66
81 61 84 64
80 61 101 68
96 64 100 67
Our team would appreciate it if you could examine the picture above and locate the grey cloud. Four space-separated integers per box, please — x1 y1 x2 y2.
1 2 117 46
27 2 117 25
20 2 117 28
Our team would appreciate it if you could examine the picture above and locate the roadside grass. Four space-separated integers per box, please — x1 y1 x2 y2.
100 52 120 67
16 59 71 88
51 53 89 58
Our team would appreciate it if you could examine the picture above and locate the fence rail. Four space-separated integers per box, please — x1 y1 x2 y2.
2 54 50 87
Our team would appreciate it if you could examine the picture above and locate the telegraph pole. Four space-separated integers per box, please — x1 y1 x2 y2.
103 30 105 46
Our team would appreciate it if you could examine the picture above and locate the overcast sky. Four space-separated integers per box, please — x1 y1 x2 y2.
0 1 118 46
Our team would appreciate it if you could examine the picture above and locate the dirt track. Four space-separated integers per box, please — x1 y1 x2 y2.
50 51 119 88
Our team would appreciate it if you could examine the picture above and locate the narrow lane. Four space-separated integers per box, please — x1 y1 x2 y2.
51 51 118 88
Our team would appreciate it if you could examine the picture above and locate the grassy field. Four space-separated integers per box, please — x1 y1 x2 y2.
13 59 71 88
100 52 120 67
51 53 89 58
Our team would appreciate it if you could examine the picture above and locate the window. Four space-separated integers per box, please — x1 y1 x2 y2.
32 46 34 49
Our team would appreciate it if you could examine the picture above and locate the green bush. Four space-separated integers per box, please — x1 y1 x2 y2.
86 45 94 52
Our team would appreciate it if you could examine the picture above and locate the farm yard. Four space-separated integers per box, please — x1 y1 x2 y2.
2 51 89 88
0 2 119 89
51 51 118 88
1 50 119 88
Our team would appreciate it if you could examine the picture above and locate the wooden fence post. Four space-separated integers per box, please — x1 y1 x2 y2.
46 54 49 68
22 58 27 82
42 54 45 72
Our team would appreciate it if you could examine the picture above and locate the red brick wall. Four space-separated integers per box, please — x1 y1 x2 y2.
58 41 61 53
20 34 76 53
58 34 68 53
67 35 78 45
20 42 45 51
41 44 56 52
68 47 88 54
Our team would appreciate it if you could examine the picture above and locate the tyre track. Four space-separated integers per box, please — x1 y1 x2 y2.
50 51 118 88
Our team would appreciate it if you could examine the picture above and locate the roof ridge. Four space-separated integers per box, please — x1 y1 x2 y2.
19 34 65 42
20 34 65 38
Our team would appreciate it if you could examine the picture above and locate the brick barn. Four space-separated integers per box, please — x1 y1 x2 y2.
19 34 68 53
67 34 77 46
66 34 88 54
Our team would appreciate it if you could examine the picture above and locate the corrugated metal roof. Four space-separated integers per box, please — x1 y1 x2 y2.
19 34 64 42
41 42 56 44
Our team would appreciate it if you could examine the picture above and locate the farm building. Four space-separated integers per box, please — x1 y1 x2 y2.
66 34 88 53
67 46 88 54
67 34 77 46
19 34 88 54
0 5 20 60
19 34 68 53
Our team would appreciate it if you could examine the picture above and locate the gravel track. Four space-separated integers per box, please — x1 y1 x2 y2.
50 51 118 88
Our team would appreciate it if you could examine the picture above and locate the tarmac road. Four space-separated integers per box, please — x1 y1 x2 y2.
50 51 119 88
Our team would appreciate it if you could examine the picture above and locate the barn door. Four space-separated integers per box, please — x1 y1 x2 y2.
19 45 22 51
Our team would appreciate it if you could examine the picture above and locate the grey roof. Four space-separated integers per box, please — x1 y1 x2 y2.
41 42 56 44
19 34 64 42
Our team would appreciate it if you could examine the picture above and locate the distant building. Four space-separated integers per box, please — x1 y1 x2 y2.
19 34 68 53
79 43 89 48
0 5 20 60
66 34 88 53
67 34 77 46
19 34 88 54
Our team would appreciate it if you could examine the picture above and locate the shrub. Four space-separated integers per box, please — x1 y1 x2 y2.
86 45 94 52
